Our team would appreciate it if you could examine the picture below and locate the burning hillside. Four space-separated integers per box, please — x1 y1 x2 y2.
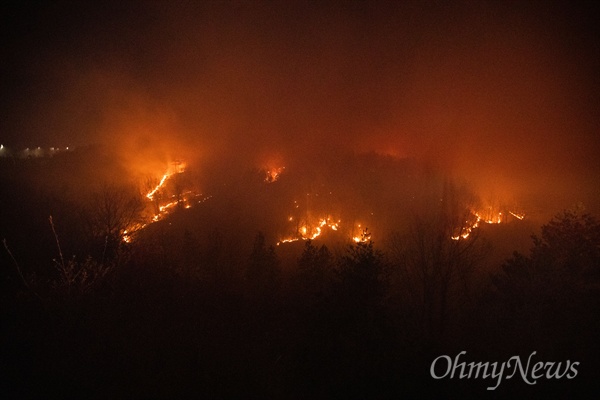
127 152 528 248
1 2 598 397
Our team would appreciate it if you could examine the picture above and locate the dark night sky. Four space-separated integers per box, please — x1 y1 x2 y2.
1 0 599 213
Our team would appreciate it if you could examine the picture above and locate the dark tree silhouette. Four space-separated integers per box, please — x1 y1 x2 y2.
82 184 144 260
388 181 487 344
478 208 600 381
294 240 334 301
246 232 280 298
494 208 600 303
531 208 600 278
338 229 386 309
143 175 162 215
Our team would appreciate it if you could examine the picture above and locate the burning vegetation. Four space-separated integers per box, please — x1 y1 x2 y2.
1 132 597 400
1 1 598 397
451 208 527 241
119 150 531 249
264 166 285 183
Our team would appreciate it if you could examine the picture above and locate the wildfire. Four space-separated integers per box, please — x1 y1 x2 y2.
277 216 343 245
352 224 371 243
146 161 189 222
451 208 525 240
451 215 480 241
353 233 371 243
146 173 170 200
265 166 285 183
146 161 187 201
122 160 206 242
277 214 369 245
509 211 525 220
120 222 148 243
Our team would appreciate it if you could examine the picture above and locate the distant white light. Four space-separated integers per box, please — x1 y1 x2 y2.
0 144 3 149
66 147 69 150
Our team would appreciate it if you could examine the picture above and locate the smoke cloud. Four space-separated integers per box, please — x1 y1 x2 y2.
1 1 598 216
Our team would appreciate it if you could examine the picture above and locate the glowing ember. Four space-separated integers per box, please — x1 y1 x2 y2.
147 161 187 201
452 215 480 240
475 210 503 224
352 225 371 243
120 222 148 243
265 166 285 183
452 208 525 240
122 160 207 242
145 162 191 222
146 173 170 200
353 234 371 243
509 211 525 220
277 216 343 245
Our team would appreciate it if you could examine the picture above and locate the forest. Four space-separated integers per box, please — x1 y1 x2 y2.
1 147 598 398
2 1 599 398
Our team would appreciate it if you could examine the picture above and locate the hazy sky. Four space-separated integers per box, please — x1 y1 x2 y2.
1 0 599 211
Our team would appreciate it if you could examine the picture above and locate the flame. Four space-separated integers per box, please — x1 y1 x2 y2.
146 161 187 201
146 161 190 222
277 216 343 245
277 193 369 245
509 211 525 220
451 208 525 240
265 166 285 183
353 233 371 243
122 160 207 242
475 209 503 224
352 224 371 243
277 212 365 245
120 222 148 243
147 173 170 200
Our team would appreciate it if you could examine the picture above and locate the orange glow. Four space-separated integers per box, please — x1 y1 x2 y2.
120 222 148 243
123 160 206 242
277 215 345 245
265 166 285 183
146 162 191 222
452 207 525 240
277 211 366 245
509 211 525 220
146 173 170 200
352 224 371 243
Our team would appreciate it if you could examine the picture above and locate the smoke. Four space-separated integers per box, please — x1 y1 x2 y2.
1 0 598 216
